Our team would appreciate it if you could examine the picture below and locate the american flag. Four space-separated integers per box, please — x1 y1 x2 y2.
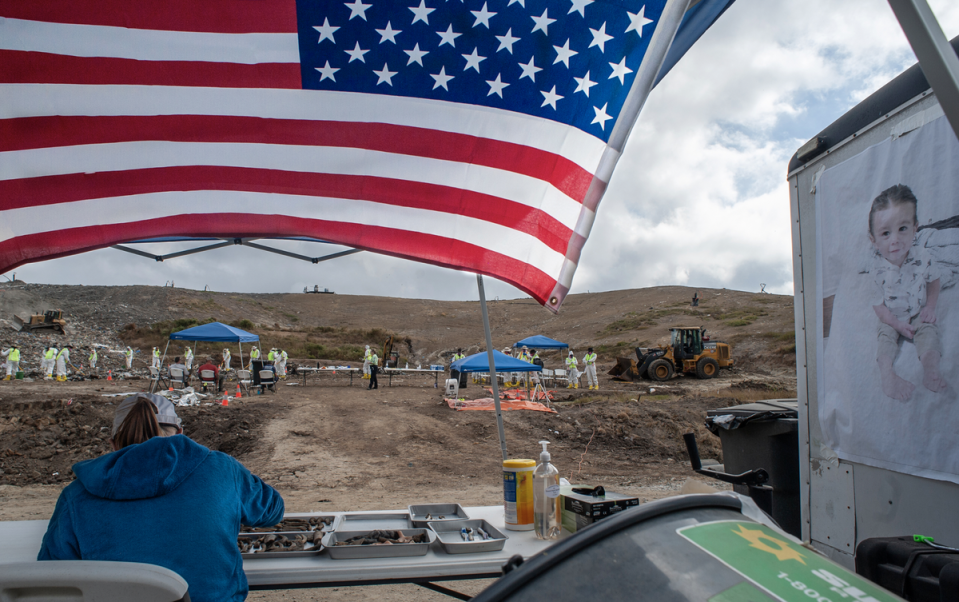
1 0 690 311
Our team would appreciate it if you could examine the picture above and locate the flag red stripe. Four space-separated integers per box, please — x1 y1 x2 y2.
0 51 302 89
2 167 574 255
0 216 557 304
1 116 593 203
1 0 298 34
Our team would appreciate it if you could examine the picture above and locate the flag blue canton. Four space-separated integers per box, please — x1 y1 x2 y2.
295 0 667 142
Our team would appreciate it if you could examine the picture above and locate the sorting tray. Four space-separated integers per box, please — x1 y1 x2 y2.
241 515 338 534
337 512 412 531
238 532 324 559
428 519 508 554
408 504 469 527
322 529 436 559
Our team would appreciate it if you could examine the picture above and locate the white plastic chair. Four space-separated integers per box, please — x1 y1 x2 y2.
258 369 277 394
169 368 187 389
199 369 217 392
148 366 168 390
0 560 189 602
554 368 567 387
236 369 252 393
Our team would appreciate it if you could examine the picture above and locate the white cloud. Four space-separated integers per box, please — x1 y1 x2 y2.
7 0 959 305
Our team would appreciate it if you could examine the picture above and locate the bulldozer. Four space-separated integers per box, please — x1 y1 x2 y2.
608 326 732 382
15 310 67 334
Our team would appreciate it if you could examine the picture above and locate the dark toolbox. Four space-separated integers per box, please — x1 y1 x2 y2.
856 536 959 601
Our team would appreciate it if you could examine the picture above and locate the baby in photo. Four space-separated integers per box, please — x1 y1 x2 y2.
868 184 946 401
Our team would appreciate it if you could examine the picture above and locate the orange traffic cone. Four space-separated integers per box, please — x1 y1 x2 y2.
107 370 112 381
221 391 229 406
236 385 242 399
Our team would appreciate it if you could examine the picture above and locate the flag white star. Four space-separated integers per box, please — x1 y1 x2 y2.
625 5 654 37
344 0 372 21
404 43 429 66
608 57 633 84
437 24 461 47
376 21 401 44
568 0 594 17
373 63 397 85
462 48 487 72
530 9 556 35
486 74 509 97
589 23 613 53
315 61 339 82
553 39 578 67
574 71 597 97
430 66 454 90
313 18 339 44
471 2 496 28
507 0 524 7
592 103 613 129
540 85 563 110
409 0 435 25
345 42 370 63
496 28 519 54
518 57 542 81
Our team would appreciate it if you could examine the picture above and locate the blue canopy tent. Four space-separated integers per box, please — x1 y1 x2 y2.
155 322 260 391
451 350 542 455
513 335 568 350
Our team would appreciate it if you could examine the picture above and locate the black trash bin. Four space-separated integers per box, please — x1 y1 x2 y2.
705 399 800 538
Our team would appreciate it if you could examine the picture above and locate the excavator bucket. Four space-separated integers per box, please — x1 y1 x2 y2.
608 357 640 382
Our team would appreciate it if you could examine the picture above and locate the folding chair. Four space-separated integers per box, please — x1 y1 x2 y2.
554 369 567 388
258 369 277 394
541 369 554 387
236 369 253 393
0 560 189 602
149 366 169 391
199 369 218 392
169 368 187 389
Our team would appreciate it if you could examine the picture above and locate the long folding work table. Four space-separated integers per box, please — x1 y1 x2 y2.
0 506 554 599
381 367 443 387
296 366 361 386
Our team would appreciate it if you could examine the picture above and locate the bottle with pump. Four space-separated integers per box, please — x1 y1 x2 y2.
533 440 561 540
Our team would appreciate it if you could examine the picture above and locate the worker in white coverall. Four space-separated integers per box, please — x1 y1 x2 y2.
152 347 161 369
278 350 288 377
42 347 57 379
88 347 98 374
565 351 579 389
221 348 231 371
583 347 598 390
124 346 134 370
248 346 260 370
184 347 194 373
2 345 21 380
56 346 73 382
362 346 372 379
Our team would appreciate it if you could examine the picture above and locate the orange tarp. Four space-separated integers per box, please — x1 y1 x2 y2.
445 398 556 413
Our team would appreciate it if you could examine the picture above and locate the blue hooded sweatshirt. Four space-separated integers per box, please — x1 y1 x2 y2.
38 435 284 602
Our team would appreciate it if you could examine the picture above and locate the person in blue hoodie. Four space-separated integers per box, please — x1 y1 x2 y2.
38 393 284 602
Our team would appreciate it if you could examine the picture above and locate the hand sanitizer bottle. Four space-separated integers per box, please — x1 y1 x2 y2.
533 440 561 540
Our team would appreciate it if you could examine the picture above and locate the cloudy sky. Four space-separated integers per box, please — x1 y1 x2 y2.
6 0 959 304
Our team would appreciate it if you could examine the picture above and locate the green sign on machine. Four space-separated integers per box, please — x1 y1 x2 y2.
677 521 902 602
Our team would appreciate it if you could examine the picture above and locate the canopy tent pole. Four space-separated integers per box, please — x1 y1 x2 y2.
238 343 244 371
477 275 508 462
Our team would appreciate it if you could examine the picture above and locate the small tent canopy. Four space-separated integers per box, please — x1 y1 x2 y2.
169 322 259 342
451 350 542 373
513 335 568 349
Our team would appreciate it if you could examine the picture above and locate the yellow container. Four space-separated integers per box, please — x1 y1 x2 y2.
503 459 536 531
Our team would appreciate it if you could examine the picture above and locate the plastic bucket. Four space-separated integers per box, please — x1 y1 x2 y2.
503 459 535 531
15 371 24 380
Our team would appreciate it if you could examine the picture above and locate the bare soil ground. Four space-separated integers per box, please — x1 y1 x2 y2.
0 282 796 600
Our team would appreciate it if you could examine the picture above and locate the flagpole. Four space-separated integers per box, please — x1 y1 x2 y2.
477 275 508 462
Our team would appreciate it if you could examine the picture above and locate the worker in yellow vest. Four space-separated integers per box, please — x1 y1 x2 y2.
152 347 161 369
221 348 231 371
368 351 380 390
2 345 21 380
184 347 194 373
124 346 134 370
583 348 598 390
56 345 73 381
88 347 98 375
362 346 372 379
565 351 579 389
42 346 58 380
248 346 260 370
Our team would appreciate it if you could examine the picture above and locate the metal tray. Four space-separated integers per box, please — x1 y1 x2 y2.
238 532 324 559
322 529 436 559
240 515 338 534
408 504 469 528
337 512 412 531
428 519 508 554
